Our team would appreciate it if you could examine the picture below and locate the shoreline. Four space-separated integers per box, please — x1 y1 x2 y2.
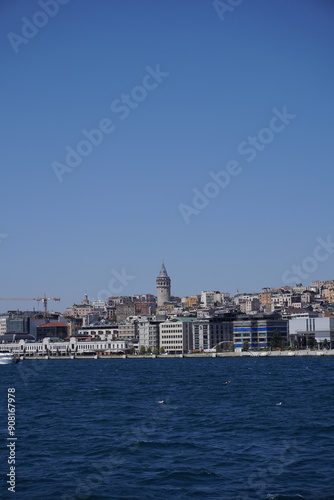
17 350 334 360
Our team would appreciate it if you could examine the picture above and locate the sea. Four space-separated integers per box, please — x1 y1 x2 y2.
1 357 334 500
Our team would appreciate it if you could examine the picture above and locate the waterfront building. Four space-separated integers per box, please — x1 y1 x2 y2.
233 314 288 349
288 317 334 348
138 316 163 351
192 316 234 351
156 262 171 307
0 337 128 356
159 317 196 354
117 319 138 341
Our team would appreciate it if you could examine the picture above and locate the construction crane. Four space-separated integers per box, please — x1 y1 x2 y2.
0 293 61 320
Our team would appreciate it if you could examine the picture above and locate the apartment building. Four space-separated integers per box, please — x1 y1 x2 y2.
159 317 196 354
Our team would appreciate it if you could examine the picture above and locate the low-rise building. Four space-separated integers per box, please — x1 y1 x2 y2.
288 317 334 348
0 337 128 355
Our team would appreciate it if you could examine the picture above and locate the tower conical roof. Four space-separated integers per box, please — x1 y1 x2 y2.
159 262 169 277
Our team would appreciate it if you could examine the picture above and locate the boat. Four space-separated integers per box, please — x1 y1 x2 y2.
0 352 14 365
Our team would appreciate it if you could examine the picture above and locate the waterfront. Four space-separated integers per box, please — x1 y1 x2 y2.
1 357 334 499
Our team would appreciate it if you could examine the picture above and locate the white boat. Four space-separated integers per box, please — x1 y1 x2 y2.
0 352 14 365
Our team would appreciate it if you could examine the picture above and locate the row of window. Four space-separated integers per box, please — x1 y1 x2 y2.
161 334 183 339
162 340 183 344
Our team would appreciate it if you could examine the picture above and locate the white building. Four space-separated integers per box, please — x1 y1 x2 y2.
138 316 161 351
200 291 215 308
0 317 8 336
78 325 118 338
92 300 107 311
289 317 334 348
159 318 195 353
0 337 128 355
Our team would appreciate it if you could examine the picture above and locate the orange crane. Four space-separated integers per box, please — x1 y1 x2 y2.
0 293 60 320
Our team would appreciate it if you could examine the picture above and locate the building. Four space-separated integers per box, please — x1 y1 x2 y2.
65 296 93 317
159 317 195 354
233 314 288 349
7 316 30 334
0 337 129 356
240 297 261 314
67 304 93 317
117 319 138 341
36 322 68 341
135 301 156 316
182 296 200 309
156 262 171 307
192 315 234 350
0 316 8 335
288 317 334 348
200 291 215 308
138 316 163 351
115 303 136 323
78 324 118 338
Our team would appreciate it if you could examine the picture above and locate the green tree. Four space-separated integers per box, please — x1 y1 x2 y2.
153 348 159 354
323 339 329 350
307 337 316 349
147 347 152 354
216 343 222 352
270 330 283 349
139 346 146 355
242 340 249 351
129 346 135 355
160 346 165 354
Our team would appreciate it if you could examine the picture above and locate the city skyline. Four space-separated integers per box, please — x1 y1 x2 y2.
0 258 332 314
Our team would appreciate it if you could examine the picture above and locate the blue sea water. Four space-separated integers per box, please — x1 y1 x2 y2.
1 357 334 500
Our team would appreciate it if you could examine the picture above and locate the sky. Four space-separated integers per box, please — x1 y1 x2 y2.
0 0 334 313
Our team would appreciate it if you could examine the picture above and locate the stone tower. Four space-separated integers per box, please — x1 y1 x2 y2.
156 262 171 307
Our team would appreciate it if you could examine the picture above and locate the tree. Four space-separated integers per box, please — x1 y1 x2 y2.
153 348 159 354
323 339 329 350
147 347 152 354
307 337 316 349
242 340 249 351
139 346 146 355
160 346 165 354
270 330 283 349
129 346 135 355
216 343 222 352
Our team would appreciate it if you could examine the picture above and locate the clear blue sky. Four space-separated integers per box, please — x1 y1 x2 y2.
0 0 333 312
